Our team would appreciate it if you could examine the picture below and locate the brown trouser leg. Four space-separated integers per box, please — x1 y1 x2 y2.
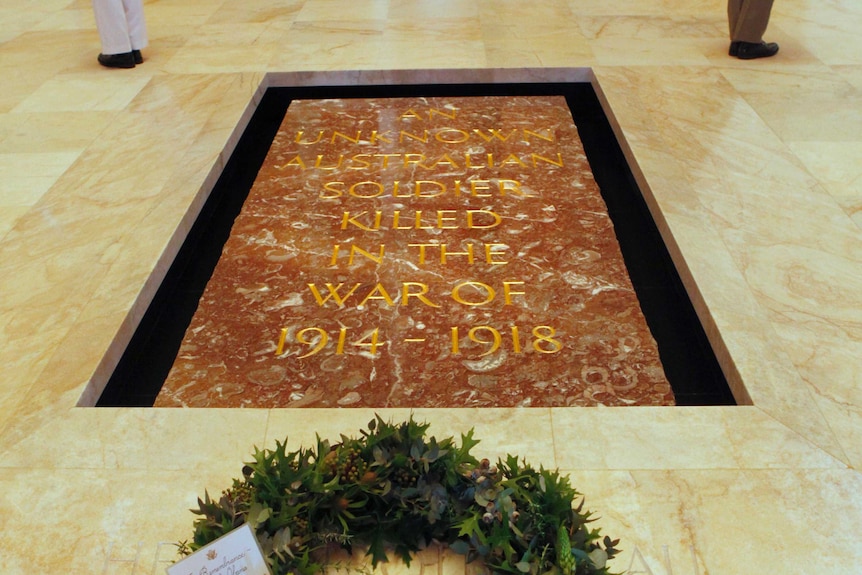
728 0 775 43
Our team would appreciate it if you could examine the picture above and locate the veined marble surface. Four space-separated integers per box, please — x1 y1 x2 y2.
1 0 861 573
155 95 674 409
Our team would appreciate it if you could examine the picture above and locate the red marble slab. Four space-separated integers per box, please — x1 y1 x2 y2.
155 96 674 408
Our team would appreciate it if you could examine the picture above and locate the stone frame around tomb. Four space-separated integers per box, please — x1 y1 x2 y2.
78 67 743 409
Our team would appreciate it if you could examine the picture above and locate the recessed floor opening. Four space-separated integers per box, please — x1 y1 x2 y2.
96 81 735 407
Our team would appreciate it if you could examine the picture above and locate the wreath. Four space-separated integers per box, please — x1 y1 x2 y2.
178 415 620 574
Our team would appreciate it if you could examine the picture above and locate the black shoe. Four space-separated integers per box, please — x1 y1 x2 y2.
732 41 779 60
132 50 143 64
98 52 136 68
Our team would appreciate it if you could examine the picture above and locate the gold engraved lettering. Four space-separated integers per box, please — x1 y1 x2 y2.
434 129 470 144
403 154 428 169
485 244 508 265
499 179 529 196
427 153 460 169
453 180 463 197
437 210 457 229
464 154 482 169
399 109 424 120
523 128 554 142
399 130 429 143
369 130 393 144
470 180 491 197
531 153 564 167
331 131 361 144
472 128 516 142
349 181 385 198
287 154 558 172
415 180 446 198
402 282 440 307
307 282 449 308
466 210 502 229
341 211 382 231
308 281 519 308
451 281 495 306
307 283 362 307
510 326 522 353
275 155 306 170
440 244 475 264
339 244 385 265
343 209 501 230
414 210 433 230
392 181 410 198
321 181 344 198
468 326 502 356
314 154 344 170
391 210 413 230
498 154 528 168
295 130 324 145
428 107 457 120
275 327 289 355
408 243 436 265
348 154 372 170
357 284 396 307
503 281 526 303
296 327 328 358
532 326 563 353
400 108 458 121
373 153 401 168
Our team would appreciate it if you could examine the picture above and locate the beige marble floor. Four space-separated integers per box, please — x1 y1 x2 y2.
1 0 861 573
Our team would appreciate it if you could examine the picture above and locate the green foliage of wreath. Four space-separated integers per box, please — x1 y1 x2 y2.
178 415 621 575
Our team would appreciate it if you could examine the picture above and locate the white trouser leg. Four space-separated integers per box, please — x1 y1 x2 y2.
123 0 149 51
92 0 131 54
92 0 148 54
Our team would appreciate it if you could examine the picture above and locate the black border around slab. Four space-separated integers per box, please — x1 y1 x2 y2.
96 81 735 407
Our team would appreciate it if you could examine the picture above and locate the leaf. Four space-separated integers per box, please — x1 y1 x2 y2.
272 527 293 559
456 514 487 545
588 548 608 569
571 548 588 562
180 416 622 575
367 529 390 567
247 502 271 529
449 540 471 555
475 491 490 507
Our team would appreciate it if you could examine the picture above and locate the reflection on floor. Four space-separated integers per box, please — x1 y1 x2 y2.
1 0 861 573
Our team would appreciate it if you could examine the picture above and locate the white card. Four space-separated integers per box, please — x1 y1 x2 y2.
167 523 271 575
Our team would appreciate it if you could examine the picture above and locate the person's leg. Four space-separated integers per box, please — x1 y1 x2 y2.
122 0 149 51
731 0 775 42
727 0 742 40
92 0 132 55
728 0 778 59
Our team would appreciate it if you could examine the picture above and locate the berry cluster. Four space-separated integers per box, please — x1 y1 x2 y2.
393 465 418 488
291 516 309 538
322 444 367 484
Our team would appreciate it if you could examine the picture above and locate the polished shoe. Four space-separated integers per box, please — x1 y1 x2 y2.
730 41 779 60
98 52 136 68
132 49 143 64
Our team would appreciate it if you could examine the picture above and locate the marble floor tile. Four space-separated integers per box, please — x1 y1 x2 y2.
0 151 81 205
789 141 862 228
2 0 862 572
569 469 862 574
